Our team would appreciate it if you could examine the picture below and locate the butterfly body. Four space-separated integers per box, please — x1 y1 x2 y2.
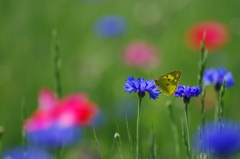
154 70 182 96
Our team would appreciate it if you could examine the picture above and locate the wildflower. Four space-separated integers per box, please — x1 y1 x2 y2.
174 85 202 98
1 147 53 159
26 125 81 148
93 15 127 37
174 85 202 104
124 76 161 100
24 88 99 148
203 67 235 91
123 41 160 69
185 21 229 52
193 120 240 157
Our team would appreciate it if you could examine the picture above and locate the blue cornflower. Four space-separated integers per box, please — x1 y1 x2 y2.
174 85 202 98
193 120 240 157
94 15 127 37
174 85 202 104
1 147 53 159
124 76 161 100
26 125 81 149
203 67 235 90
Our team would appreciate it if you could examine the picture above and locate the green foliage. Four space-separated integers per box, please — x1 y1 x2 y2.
0 0 240 158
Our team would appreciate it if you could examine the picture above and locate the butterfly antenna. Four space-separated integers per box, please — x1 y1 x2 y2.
150 72 155 80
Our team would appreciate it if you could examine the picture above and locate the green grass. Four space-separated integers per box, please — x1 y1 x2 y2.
1 0 240 158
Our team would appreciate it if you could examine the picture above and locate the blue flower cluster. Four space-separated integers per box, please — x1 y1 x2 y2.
94 15 127 37
193 120 240 157
26 125 81 149
203 67 235 88
174 85 202 98
1 147 53 159
124 76 161 100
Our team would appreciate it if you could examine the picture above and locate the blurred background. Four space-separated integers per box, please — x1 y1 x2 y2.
1 0 240 158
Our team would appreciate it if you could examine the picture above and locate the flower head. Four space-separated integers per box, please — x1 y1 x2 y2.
124 76 161 100
123 41 160 69
94 15 127 37
193 120 240 157
24 88 99 148
174 85 202 98
26 125 81 148
203 67 235 89
185 21 229 52
1 147 53 159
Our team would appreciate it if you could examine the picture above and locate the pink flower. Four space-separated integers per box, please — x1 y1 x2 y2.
185 21 229 52
123 41 160 68
24 88 99 132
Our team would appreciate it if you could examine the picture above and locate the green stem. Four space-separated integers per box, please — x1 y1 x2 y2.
125 115 135 159
181 120 190 159
184 103 190 156
167 101 180 159
54 149 61 159
51 29 62 98
114 133 124 159
0 126 3 154
115 120 125 159
136 96 142 159
218 80 226 121
214 91 220 120
93 126 102 159
21 97 26 146
200 88 206 127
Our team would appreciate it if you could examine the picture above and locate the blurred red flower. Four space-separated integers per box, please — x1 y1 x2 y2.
185 21 229 52
24 88 98 132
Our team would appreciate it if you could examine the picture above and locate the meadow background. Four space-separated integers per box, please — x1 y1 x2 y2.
1 0 240 158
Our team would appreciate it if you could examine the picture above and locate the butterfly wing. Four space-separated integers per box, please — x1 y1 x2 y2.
154 71 182 96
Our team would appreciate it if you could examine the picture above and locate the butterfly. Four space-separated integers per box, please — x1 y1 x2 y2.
153 70 182 96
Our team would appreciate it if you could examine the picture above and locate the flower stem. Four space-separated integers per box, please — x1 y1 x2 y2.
115 120 125 159
184 103 191 157
181 119 190 159
166 101 180 159
93 126 102 159
114 133 124 159
51 29 62 98
214 91 220 120
21 97 27 147
198 33 207 128
200 87 206 126
136 96 142 159
125 115 135 159
218 80 226 121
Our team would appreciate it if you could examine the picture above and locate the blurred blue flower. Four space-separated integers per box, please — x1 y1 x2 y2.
203 67 235 88
1 147 53 159
91 110 106 127
174 85 202 98
193 120 240 157
94 15 127 37
115 99 137 119
26 125 81 149
124 76 161 100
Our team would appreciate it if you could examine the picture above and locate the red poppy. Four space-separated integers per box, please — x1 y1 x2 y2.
24 88 99 132
185 21 229 52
